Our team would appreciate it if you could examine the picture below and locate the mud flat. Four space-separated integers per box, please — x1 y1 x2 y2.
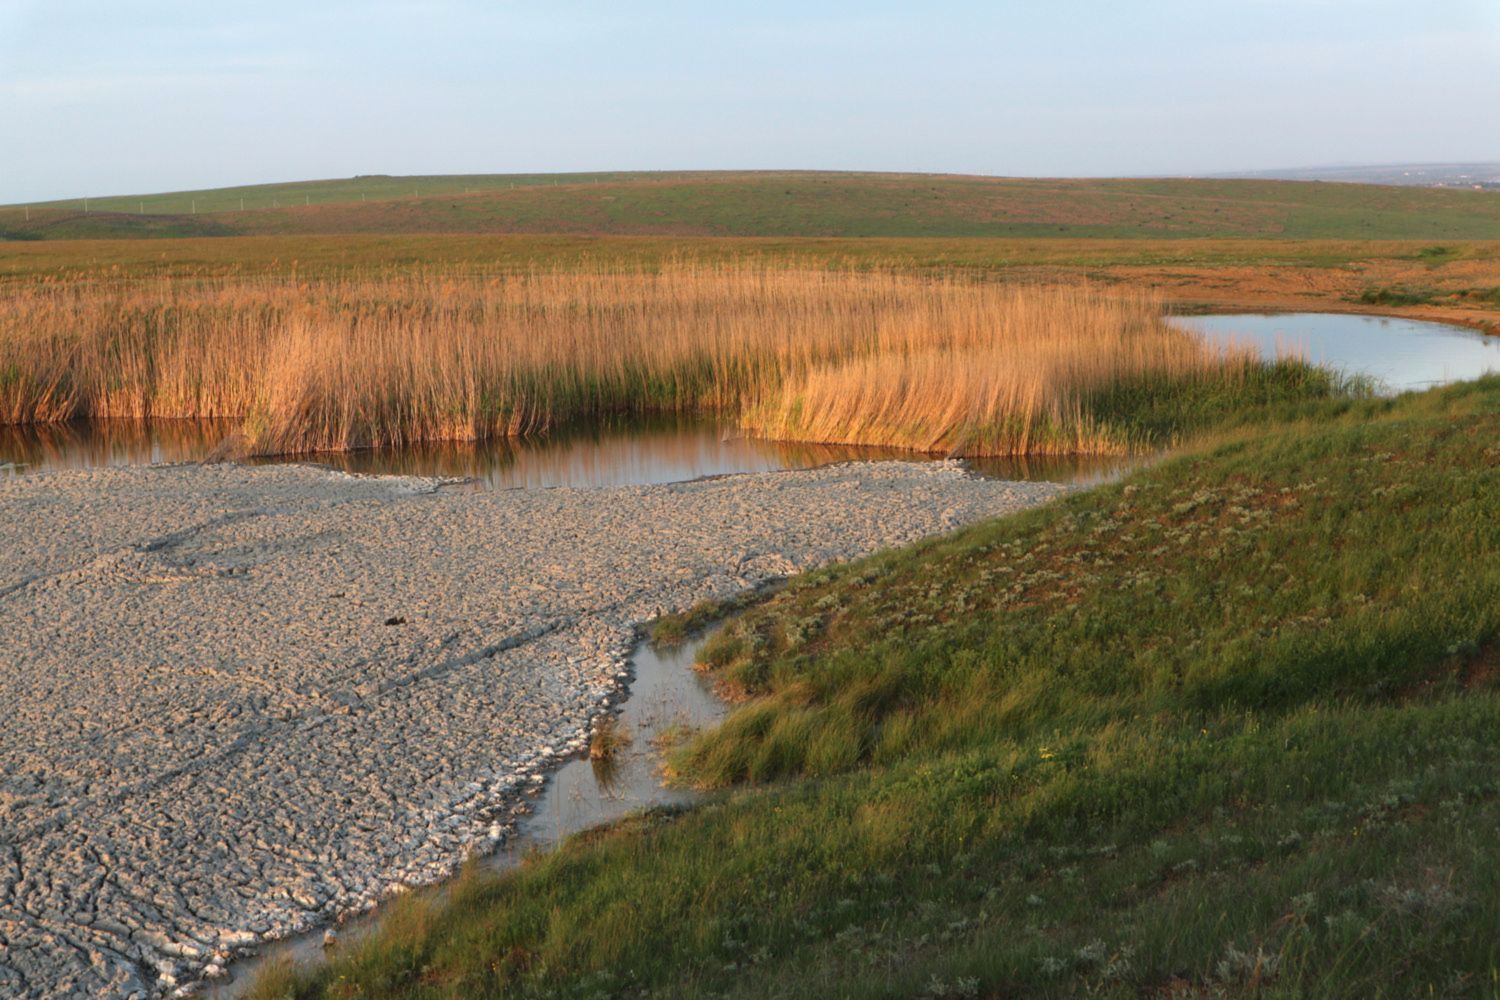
0 461 1066 998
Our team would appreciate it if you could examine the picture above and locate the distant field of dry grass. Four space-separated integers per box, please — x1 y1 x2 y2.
0 264 1335 458
4 234 1497 333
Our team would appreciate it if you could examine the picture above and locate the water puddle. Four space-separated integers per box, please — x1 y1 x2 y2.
1175 312 1500 393
509 635 725 850
206 630 725 997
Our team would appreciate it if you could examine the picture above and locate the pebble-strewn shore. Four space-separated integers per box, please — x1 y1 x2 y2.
0 461 1067 997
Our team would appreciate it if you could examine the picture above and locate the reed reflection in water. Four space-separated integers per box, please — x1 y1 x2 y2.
0 416 1120 487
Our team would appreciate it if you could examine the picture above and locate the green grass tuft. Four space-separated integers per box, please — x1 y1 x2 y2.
649 590 776 648
1357 286 1443 307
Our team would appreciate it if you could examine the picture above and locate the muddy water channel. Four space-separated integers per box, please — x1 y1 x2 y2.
206 633 724 997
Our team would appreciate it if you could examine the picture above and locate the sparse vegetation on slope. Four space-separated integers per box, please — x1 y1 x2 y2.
254 377 1500 998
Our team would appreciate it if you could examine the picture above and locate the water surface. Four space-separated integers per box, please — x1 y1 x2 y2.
1174 312 1500 393
0 417 1117 487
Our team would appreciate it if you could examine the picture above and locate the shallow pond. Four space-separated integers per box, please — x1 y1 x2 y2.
1174 312 1500 393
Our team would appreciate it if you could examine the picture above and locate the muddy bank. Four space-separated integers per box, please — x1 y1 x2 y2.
0 461 1066 997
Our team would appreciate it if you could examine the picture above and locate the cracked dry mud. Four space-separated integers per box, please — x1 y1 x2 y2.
0 461 1066 997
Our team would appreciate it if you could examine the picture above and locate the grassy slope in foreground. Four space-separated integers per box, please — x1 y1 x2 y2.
258 377 1500 999
6 173 1500 241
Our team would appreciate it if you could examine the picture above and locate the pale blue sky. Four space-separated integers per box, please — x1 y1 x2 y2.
2 0 1497 202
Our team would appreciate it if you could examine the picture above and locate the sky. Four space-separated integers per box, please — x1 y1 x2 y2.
1 0 1498 203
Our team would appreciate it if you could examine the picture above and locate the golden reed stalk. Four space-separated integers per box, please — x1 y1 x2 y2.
0 264 1253 457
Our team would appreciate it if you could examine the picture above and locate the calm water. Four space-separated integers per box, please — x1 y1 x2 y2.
1174 312 1500 393
508 635 725 850
0 416 1122 487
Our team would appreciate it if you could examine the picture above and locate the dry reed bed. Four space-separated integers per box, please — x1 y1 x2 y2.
0 266 1258 456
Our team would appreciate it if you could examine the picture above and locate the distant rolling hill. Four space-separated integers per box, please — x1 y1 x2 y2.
1216 162 1500 188
4 170 1500 241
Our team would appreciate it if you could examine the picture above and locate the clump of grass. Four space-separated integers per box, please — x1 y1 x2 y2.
588 715 633 791
245 956 299 998
0 265 1335 458
1357 285 1441 307
650 720 700 754
588 715 631 762
649 590 772 647
1458 286 1500 307
649 614 693 648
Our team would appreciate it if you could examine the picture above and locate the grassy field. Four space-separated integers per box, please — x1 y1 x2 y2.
3 172 649 217
0 266 1340 457
254 376 1500 998
6 172 1500 242
8 233 1499 279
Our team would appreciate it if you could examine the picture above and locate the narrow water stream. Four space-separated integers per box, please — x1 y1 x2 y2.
207 631 725 997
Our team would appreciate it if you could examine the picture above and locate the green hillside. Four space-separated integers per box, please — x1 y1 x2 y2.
260 377 1500 998
5 171 1500 241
